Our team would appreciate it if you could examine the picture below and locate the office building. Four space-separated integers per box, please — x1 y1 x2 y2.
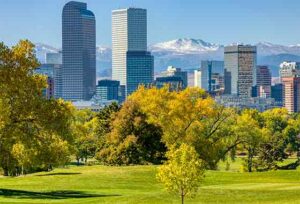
280 62 300 113
256 66 272 98
280 62 300 78
281 77 300 113
195 61 224 93
155 76 184 91
194 70 202 88
46 52 62 64
112 8 153 97
96 80 120 102
45 52 63 98
35 64 58 99
271 83 283 104
224 45 257 97
62 1 96 101
161 66 188 89
126 51 154 95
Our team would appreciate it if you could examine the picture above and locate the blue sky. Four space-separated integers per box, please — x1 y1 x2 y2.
1 0 300 47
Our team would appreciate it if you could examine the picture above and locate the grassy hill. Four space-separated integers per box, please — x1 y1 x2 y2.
0 160 300 204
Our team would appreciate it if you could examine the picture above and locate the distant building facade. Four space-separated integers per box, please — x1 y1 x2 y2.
161 66 188 89
96 80 120 102
35 64 59 99
215 95 279 112
224 45 257 97
155 76 184 91
280 62 300 78
62 1 96 101
271 83 283 104
46 52 62 64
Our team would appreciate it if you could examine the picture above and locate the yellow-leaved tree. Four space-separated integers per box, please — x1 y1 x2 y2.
0 40 74 176
157 143 205 204
129 86 239 169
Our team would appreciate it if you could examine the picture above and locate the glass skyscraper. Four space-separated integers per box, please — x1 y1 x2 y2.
196 61 224 93
112 8 153 97
224 45 257 97
62 1 96 101
126 51 154 96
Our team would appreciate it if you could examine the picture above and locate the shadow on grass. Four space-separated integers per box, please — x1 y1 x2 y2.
0 189 120 200
36 172 82 177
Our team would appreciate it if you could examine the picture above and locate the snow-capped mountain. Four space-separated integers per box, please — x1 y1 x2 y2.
150 38 221 54
34 39 300 77
149 39 300 75
149 39 224 71
257 42 300 56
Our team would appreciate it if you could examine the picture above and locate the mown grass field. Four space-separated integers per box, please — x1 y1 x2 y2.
0 159 300 204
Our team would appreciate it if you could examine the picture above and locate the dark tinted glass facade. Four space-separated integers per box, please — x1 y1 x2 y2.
62 1 96 101
96 80 120 102
126 51 154 96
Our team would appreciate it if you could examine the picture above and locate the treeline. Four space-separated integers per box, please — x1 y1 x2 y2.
1 40 300 176
79 87 300 172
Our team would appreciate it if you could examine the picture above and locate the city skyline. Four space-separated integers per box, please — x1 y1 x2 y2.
1 0 300 47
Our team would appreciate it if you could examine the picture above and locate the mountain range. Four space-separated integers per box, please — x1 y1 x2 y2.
35 39 300 77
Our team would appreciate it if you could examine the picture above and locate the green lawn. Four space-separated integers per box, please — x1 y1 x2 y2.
0 160 300 204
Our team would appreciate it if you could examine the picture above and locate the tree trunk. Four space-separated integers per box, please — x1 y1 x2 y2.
181 188 184 204
248 148 253 172
3 165 9 176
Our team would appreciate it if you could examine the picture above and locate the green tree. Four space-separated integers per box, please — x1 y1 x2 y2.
95 102 120 149
157 143 205 204
235 110 262 172
97 100 166 165
0 40 74 176
73 109 98 165
257 108 290 170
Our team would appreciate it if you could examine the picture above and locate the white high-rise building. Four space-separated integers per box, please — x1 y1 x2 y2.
194 70 202 87
112 8 152 97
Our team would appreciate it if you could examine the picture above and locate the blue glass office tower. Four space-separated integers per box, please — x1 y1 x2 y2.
62 1 96 101
199 60 224 92
126 51 154 96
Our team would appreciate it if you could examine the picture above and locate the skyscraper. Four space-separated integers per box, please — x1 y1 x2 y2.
256 66 272 98
224 45 257 97
62 1 96 101
195 61 224 93
280 62 300 113
112 8 153 97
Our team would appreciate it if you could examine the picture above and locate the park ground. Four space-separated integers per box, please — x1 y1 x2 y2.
0 159 300 204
